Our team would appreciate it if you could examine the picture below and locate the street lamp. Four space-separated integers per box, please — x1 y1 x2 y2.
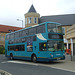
17 19 23 28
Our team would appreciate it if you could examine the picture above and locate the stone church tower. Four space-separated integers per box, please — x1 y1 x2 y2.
25 4 40 28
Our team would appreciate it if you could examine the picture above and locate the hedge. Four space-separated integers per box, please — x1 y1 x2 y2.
0 46 5 54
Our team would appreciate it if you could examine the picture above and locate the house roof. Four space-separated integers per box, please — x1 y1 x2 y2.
28 4 37 13
0 25 23 33
39 14 75 25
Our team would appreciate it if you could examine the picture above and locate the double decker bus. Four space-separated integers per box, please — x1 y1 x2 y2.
5 22 65 62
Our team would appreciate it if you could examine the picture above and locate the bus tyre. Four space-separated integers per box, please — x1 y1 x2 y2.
10 54 13 60
32 55 37 63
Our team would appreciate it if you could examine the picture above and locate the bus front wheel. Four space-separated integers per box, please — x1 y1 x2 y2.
32 55 37 63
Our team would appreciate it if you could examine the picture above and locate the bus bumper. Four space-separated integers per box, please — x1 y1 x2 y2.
48 56 65 61
37 56 65 62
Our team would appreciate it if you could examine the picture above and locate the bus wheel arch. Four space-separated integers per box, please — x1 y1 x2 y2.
31 54 37 63
10 53 13 60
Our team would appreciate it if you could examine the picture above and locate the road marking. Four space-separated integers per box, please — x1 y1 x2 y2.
7 61 39 66
1 61 7 63
50 66 75 73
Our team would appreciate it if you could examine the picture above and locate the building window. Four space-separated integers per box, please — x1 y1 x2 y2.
25 18 27 24
0 35 1 40
28 17 32 24
2 36 5 41
34 17 37 24
62 27 65 34
0 35 5 41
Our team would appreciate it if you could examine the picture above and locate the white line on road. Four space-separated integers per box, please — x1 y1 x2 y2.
50 66 75 73
7 61 39 66
1 61 7 63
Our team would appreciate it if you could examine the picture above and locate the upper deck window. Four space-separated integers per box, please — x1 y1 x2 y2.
47 23 62 33
10 33 14 39
15 32 19 38
29 27 36 35
22 29 29 36
37 24 45 34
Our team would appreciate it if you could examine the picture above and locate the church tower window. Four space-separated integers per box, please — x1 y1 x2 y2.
34 17 37 24
29 17 32 24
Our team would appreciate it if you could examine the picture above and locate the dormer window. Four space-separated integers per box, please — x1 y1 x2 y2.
8 30 12 32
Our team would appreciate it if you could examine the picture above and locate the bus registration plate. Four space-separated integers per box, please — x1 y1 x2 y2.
57 58 60 60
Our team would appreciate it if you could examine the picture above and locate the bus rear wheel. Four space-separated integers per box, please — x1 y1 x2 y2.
10 54 13 60
32 55 37 63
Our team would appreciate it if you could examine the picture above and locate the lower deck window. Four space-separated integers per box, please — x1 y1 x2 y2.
8 45 25 51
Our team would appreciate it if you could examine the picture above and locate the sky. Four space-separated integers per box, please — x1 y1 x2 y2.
0 0 75 28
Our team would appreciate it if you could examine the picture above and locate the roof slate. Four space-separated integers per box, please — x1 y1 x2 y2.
28 4 37 13
0 25 23 33
39 14 75 25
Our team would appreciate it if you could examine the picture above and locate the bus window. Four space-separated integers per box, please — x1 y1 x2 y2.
37 24 45 34
47 23 62 33
39 43 47 51
8 46 14 51
19 31 22 37
15 45 25 51
48 34 63 39
56 25 62 33
29 27 36 35
22 29 29 36
33 36 36 41
22 38 26 43
10 33 14 39
15 32 19 38
47 23 56 32
48 40 64 51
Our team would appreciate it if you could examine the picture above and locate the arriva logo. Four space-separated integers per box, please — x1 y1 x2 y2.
56 54 61 56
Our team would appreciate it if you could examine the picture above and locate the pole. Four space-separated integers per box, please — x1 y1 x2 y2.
22 20 23 28
71 51 72 61
17 19 23 28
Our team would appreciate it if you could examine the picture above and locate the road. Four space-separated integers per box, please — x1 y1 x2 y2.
0 55 75 75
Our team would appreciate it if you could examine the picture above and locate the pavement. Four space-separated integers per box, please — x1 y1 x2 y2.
41 60 75 72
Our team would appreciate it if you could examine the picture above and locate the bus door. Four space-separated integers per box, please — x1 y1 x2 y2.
37 42 48 59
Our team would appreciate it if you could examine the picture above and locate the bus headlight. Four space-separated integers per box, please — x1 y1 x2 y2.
50 54 53 57
51 55 53 57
